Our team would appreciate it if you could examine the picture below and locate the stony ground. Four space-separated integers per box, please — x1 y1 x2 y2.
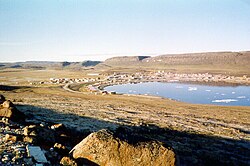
1 84 249 165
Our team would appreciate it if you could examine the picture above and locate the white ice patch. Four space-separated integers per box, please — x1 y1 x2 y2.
232 92 236 94
205 90 211 92
188 87 197 91
237 96 246 99
221 93 226 96
212 99 238 103
175 86 183 89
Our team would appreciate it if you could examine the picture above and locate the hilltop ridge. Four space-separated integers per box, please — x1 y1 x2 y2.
144 51 250 65
1 51 250 75
101 51 250 66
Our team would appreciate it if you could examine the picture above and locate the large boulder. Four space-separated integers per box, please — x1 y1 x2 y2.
0 100 25 121
70 129 176 166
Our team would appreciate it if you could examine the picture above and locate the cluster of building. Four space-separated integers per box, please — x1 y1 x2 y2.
49 77 97 84
101 71 250 85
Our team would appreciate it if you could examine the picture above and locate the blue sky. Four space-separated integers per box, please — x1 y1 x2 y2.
0 0 250 62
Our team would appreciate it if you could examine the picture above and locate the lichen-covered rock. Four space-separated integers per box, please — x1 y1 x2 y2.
0 100 25 121
60 157 78 166
5 134 20 142
70 129 176 166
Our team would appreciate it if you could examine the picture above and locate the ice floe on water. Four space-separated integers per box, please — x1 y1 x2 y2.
232 92 236 94
237 96 246 99
205 89 211 92
221 93 226 96
212 99 238 103
175 86 183 89
188 87 197 91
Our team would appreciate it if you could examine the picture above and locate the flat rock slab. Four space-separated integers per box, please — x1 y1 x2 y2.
27 145 48 163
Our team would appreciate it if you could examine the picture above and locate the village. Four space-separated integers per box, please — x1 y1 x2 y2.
45 71 250 94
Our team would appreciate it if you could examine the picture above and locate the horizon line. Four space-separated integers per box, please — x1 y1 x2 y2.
1 49 249 63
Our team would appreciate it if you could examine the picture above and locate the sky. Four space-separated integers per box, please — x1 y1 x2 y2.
0 0 250 62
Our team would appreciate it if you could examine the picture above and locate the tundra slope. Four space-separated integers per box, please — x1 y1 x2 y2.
1 84 249 165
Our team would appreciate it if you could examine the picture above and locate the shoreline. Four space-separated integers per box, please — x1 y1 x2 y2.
61 80 250 107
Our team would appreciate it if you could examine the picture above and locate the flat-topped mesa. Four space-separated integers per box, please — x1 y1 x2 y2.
104 56 151 66
0 94 25 122
144 51 250 65
69 129 176 166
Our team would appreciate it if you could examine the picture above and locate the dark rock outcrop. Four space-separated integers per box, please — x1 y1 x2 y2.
70 129 176 166
82 60 101 67
0 94 6 104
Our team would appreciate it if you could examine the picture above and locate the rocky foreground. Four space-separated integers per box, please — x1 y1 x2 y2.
0 94 177 166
